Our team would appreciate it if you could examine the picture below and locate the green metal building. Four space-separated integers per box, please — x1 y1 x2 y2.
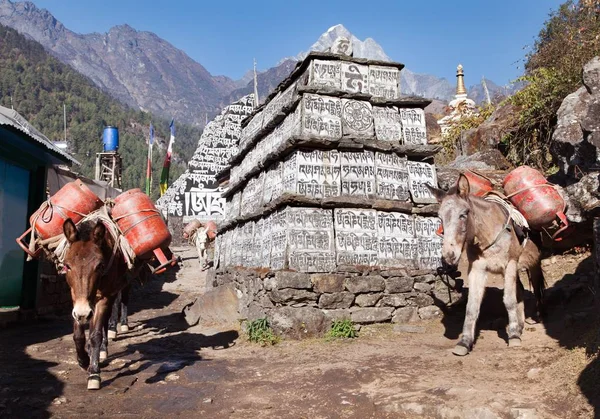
0 105 77 310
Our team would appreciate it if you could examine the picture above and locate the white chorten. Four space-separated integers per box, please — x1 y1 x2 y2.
438 64 477 135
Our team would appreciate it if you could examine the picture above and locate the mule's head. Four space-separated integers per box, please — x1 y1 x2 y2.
427 174 473 268
62 219 108 324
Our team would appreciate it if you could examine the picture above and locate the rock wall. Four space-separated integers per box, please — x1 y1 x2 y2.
36 260 71 315
210 268 461 338
552 56 600 177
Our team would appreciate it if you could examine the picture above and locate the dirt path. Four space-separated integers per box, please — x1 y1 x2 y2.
0 247 598 418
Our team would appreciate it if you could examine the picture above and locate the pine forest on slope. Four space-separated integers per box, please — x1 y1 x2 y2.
0 24 203 197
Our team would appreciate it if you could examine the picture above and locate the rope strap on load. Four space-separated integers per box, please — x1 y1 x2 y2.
484 192 529 230
36 205 137 274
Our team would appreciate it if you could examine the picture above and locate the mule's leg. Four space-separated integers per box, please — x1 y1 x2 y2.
107 291 121 340
503 259 523 347
87 296 113 390
73 319 90 370
99 300 113 363
454 262 487 356
120 285 130 333
516 275 526 333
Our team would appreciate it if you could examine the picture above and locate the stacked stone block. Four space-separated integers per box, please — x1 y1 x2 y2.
214 52 448 330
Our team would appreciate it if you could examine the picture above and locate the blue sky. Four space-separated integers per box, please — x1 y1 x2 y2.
31 0 565 85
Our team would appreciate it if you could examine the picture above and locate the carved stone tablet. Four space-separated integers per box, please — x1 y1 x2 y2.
375 152 410 201
309 60 342 89
399 108 427 145
331 36 353 56
340 151 375 198
417 237 443 270
341 62 368 94
377 211 415 237
407 161 438 204
334 208 378 267
341 99 374 138
286 207 335 273
378 236 418 269
373 106 403 142
368 65 400 99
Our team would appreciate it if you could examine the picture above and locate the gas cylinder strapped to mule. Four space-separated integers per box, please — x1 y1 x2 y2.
16 181 177 390
429 166 566 356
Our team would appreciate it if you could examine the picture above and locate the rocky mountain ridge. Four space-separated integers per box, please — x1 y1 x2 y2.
0 0 517 127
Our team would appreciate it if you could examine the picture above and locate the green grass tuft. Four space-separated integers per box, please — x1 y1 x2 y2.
327 319 358 340
245 317 280 346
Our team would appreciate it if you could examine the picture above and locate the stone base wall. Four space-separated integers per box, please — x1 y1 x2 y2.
36 260 71 315
211 267 462 338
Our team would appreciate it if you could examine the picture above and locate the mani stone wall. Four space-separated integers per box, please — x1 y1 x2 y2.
212 52 448 329
156 94 255 230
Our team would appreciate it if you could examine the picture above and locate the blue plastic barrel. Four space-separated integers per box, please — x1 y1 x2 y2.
102 126 119 152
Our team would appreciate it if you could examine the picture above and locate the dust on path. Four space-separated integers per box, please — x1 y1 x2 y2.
0 247 598 418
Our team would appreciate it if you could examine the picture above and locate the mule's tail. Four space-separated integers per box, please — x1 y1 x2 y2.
518 240 547 319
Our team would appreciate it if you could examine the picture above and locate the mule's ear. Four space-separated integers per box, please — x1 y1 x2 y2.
425 184 447 203
457 174 470 198
92 221 106 245
63 219 79 243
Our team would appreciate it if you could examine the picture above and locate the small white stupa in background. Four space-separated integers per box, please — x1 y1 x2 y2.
437 64 477 135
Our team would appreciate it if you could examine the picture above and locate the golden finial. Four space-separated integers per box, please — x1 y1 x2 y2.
456 64 467 96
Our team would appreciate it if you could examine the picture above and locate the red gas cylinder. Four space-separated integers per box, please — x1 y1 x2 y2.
17 179 103 257
111 189 176 273
502 166 568 239
463 170 493 197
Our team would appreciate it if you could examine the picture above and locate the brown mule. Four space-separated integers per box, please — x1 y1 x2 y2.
62 218 130 390
428 174 545 356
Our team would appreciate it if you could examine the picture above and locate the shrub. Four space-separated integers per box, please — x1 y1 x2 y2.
245 317 279 346
441 103 495 158
327 319 358 340
502 0 600 174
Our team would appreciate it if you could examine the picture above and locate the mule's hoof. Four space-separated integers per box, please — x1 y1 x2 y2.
508 337 522 348
99 350 108 362
87 374 101 390
120 324 129 333
452 344 470 356
107 330 117 340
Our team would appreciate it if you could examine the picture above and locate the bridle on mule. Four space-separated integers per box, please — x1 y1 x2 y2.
435 203 517 252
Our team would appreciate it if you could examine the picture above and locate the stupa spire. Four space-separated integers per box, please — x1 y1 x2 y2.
456 64 467 96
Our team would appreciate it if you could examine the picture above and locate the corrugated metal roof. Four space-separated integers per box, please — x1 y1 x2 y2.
0 105 80 166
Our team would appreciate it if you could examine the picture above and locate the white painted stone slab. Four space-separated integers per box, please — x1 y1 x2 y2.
269 210 288 271
399 108 427 145
334 208 378 267
417 237 443 270
378 236 419 268
258 215 272 269
309 60 342 89
376 211 415 237
340 151 375 198
373 106 403 142
288 251 337 273
341 62 368 94
407 161 438 204
263 81 298 128
240 175 264 217
368 65 400 99
375 152 410 201
414 216 442 238
284 150 341 199
341 99 374 138
240 111 263 151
